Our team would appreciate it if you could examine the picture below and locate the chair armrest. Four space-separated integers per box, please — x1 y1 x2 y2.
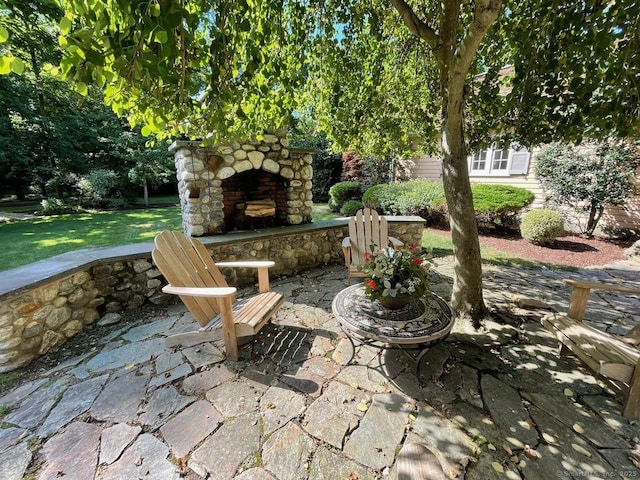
564 279 640 295
389 237 403 248
215 261 275 269
162 285 237 297
564 279 640 321
215 261 275 293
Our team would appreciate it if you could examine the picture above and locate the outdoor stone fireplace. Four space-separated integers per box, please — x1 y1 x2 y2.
169 133 314 236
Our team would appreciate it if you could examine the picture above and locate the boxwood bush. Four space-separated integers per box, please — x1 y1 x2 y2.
365 179 445 218
367 181 534 231
471 184 535 231
328 181 363 212
340 199 364 216
520 209 565 245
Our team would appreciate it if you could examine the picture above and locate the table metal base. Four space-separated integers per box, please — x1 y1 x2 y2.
332 284 454 386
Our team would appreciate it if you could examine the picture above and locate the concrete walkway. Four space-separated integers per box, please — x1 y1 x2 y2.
0 259 639 479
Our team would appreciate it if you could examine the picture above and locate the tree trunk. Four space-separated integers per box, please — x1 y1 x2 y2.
143 181 149 207
441 86 486 321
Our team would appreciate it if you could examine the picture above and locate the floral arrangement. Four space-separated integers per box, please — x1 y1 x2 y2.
359 244 431 308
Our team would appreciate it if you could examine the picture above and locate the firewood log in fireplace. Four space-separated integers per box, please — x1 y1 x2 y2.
236 199 276 218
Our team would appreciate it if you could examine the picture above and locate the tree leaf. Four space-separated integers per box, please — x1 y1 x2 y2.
59 17 72 35
75 82 88 96
10 57 25 74
0 56 12 75
0 25 8 43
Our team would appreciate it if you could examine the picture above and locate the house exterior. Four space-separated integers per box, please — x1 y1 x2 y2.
410 145 640 236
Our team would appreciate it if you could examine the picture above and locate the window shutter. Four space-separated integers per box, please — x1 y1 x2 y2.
509 151 530 174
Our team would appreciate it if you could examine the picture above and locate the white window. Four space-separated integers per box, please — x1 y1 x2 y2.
468 145 530 177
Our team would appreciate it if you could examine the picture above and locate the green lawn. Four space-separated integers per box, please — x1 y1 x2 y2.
0 208 184 271
0 203 343 272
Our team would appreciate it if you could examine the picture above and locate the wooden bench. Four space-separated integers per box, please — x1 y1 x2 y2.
542 279 640 419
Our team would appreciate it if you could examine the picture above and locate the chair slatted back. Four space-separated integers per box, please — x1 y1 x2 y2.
153 230 229 327
348 208 390 266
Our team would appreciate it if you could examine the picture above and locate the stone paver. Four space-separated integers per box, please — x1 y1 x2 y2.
189 413 261 479
90 370 149 422
96 433 180 480
0 260 637 479
99 423 142 465
344 393 414 469
39 422 102 480
160 399 222 458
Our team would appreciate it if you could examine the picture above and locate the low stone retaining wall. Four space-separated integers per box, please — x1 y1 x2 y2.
0 217 425 372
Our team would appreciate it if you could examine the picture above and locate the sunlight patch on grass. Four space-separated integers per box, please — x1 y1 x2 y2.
37 237 85 247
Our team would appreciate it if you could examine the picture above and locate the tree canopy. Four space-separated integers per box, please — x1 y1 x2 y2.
4 0 639 318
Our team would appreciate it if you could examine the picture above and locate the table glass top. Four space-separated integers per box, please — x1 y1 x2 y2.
332 284 454 343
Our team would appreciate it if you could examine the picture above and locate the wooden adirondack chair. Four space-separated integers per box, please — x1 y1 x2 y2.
341 208 404 278
542 279 640 419
152 230 284 361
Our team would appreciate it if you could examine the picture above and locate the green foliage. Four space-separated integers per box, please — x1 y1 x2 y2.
520 209 565 245
288 117 342 202
471 185 535 213
374 179 445 217
340 199 364 216
362 184 385 209
77 169 118 207
39 198 73 215
470 0 640 149
535 142 640 235
328 181 362 212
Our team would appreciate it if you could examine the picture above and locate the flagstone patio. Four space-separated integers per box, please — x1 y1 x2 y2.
0 258 638 479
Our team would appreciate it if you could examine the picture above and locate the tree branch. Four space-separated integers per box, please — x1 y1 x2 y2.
454 0 502 77
390 0 440 52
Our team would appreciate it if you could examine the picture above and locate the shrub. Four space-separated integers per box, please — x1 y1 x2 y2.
362 184 385 209
77 169 119 208
328 181 363 212
520 209 565 245
341 200 364 216
40 198 74 215
471 184 535 231
375 179 445 217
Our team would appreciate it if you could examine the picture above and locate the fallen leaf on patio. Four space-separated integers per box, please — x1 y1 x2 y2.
134 456 143 466
563 388 573 397
266 402 276 409
125 363 135 370
347 473 359 480
572 423 585 434
357 402 368 412
491 462 504 473
487 443 496 451
571 444 592 457
502 443 513 455
524 446 540 460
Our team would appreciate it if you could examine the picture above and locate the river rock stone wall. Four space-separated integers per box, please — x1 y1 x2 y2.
170 134 314 237
0 220 424 372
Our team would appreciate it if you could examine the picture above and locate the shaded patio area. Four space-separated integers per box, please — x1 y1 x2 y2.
0 258 639 479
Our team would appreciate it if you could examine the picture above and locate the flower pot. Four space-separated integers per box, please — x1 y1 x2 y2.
379 295 412 310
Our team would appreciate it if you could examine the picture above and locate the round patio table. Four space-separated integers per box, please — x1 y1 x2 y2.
332 283 454 384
